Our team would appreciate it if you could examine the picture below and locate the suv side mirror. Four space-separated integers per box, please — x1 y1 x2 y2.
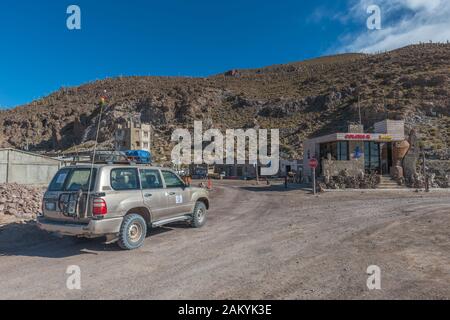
181 176 191 188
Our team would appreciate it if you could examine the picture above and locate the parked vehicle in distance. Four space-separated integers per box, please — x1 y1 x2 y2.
37 165 210 250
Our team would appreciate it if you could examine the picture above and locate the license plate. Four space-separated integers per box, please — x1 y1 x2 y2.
45 202 56 211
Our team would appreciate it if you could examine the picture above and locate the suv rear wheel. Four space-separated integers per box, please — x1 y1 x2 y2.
118 214 147 250
191 201 207 228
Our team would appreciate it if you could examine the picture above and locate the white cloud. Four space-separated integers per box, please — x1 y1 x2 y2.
403 0 441 11
336 0 450 53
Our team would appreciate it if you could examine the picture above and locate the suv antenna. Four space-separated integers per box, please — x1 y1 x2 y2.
85 91 108 217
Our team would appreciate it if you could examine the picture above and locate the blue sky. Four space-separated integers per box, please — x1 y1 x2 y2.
0 0 448 108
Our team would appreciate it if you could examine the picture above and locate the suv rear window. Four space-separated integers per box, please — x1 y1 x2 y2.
111 168 139 190
49 168 97 192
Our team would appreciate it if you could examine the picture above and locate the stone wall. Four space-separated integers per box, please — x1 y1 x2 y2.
322 158 365 177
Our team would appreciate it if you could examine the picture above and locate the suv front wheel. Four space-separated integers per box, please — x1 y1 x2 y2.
191 201 207 228
118 214 147 250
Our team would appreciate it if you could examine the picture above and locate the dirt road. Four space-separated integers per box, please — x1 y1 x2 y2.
0 181 449 299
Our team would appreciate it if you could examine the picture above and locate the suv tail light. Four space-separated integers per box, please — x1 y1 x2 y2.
93 198 108 216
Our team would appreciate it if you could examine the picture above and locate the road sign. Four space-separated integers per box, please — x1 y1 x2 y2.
309 158 319 169
308 158 318 196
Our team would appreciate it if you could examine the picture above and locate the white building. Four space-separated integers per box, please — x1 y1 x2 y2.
114 120 152 152
303 120 406 178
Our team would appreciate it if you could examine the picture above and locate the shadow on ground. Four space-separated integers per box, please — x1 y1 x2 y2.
0 220 183 259
241 183 313 193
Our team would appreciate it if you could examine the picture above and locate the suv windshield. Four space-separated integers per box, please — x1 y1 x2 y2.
49 168 97 192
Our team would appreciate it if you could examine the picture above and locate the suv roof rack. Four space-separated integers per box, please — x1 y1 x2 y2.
68 151 153 166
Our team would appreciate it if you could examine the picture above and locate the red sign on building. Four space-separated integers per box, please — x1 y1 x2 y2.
344 134 371 140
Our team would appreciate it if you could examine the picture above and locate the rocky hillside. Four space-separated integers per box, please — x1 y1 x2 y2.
0 43 449 162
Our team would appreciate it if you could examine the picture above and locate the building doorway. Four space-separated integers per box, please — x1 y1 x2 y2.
286 165 292 175
364 142 381 174
380 142 393 175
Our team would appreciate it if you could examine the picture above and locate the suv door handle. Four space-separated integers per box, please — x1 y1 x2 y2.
168 192 176 196
144 193 152 198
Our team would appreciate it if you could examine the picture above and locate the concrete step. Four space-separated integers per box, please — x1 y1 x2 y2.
378 185 404 189
377 177 407 189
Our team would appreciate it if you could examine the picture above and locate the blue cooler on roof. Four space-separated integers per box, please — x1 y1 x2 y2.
126 150 152 164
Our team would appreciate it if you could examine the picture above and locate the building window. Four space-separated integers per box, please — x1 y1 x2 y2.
320 142 349 161
337 142 349 161
143 131 149 138
143 142 149 149
136 142 141 148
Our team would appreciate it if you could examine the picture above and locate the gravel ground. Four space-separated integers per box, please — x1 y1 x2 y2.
0 180 449 300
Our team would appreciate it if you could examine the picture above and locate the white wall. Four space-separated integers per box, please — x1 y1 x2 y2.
0 149 62 185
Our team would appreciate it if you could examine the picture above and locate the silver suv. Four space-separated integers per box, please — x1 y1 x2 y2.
37 165 210 250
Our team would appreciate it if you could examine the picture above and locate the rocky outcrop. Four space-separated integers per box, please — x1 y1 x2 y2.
426 160 450 188
0 184 45 220
0 44 448 162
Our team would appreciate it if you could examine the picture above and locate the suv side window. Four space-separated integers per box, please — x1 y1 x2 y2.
111 168 140 191
162 171 185 188
140 169 163 189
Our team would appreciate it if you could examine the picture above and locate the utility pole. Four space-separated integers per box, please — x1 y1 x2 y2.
382 89 388 119
255 163 260 185
312 167 316 196
422 151 429 192
358 94 362 125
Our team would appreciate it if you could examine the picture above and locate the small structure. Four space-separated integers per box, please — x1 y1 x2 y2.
114 119 152 153
0 148 63 185
303 120 407 179
279 159 302 177
214 163 259 179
